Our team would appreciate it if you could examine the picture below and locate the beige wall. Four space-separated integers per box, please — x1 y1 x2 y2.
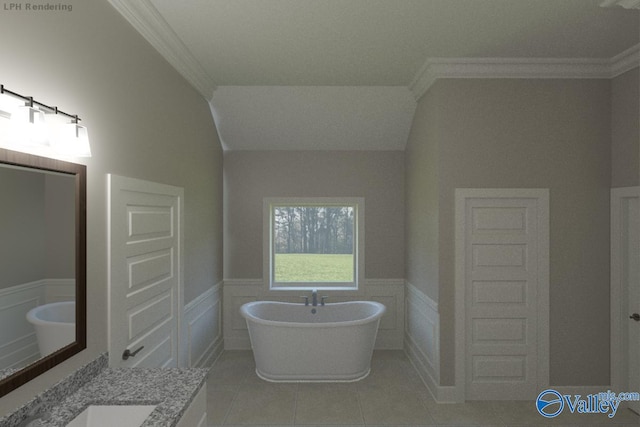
1 170 76 289
404 92 439 302
406 78 612 387
0 1 223 414
224 151 404 280
45 174 76 279
0 168 47 288
612 68 640 187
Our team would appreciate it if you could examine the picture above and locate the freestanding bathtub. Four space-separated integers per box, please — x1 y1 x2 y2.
26 301 75 357
240 300 385 382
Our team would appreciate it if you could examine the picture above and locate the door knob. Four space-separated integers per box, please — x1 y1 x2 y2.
122 345 144 360
630 313 640 322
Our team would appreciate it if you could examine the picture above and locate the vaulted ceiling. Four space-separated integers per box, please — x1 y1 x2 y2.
109 0 639 150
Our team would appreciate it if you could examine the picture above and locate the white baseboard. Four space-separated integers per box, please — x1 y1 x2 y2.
405 332 439 399
224 336 251 351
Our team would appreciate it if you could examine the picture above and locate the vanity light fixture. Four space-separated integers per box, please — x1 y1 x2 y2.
0 84 92 157
9 98 49 148
52 115 92 157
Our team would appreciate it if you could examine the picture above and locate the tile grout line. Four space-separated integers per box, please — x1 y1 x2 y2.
217 367 248 426
291 382 299 426
219 384 239 426
353 385 366 426
416 386 438 426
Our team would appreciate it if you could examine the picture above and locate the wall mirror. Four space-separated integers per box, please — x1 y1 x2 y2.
0 147 86 398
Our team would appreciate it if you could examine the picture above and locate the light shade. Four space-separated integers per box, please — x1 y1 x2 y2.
0 92 22 119
9 105 49 148
51 122 92 157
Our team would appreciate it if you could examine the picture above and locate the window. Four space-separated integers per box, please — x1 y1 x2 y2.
264 198 364 290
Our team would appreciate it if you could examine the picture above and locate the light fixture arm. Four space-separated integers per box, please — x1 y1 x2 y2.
0 83 91 157
0 84 82 123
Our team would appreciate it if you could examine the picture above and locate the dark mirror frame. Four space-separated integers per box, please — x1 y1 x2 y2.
0 147 86 398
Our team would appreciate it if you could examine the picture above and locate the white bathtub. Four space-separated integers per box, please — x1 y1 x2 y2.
240 300 385 382
26 301 75 357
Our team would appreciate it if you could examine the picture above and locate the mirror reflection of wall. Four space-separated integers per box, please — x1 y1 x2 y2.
0 166 75 377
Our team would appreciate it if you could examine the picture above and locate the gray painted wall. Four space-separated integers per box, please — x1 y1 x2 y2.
0 168 46 288
224 151 405 280
0 0 223 414
0 169 74 290
44 174 76 280
405 92 439 302
612 68 640 187
406 78 613 387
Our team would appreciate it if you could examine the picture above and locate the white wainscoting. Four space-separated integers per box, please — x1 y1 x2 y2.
223 279 405 350
0 279 75 371
184 282 223 369
404 282 455 403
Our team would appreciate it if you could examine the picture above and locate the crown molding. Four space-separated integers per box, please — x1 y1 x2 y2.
600 0 640 9
107 0 216 100
409 44 640 100
107 0 638 103
409 57 609 100
610 43 640 77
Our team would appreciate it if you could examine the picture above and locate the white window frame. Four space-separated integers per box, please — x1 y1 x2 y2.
263 197 364 291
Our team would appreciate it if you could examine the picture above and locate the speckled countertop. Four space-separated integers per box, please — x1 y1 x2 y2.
0 368 18 382
41 367 208 427
0 354 208 427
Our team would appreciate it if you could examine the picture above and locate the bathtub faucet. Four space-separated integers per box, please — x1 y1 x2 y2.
301 289 326 306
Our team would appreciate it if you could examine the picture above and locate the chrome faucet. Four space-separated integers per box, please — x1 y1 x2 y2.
301 289 327 307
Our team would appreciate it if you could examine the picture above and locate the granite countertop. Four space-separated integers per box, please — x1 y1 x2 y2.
0 368 18 382
39 367 208 427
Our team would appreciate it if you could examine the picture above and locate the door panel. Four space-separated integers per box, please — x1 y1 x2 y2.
623 195 640 413
456 189 549 401
108 175 183 368
611 187 640 414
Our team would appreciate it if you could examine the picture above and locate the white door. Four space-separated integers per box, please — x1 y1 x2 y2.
612 187 640 414
108 174 184 368
627 195 640 414
455 189 549 401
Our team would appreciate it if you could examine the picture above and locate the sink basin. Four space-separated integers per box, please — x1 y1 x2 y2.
66 405 156 427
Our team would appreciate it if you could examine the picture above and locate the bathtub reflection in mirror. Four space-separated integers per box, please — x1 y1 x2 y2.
0 148 86 397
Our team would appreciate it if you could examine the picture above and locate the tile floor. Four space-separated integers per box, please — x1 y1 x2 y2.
206 350 640 426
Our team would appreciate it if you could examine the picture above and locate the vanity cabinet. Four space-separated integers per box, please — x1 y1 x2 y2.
176 385 207 427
